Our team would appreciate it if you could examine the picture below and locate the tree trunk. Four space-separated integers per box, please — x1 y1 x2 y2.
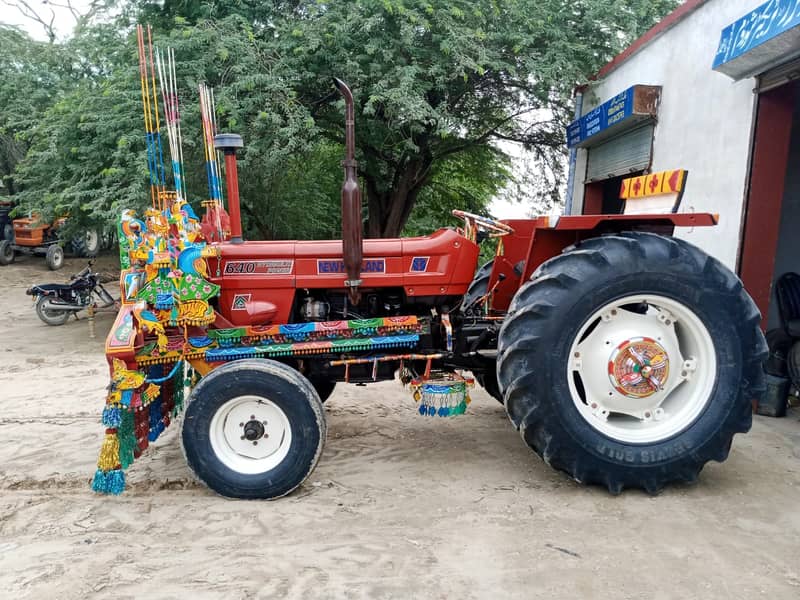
363 157 431 238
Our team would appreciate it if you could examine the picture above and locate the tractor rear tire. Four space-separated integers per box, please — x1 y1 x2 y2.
3 223 13 243
70 229 100 258
461 260 494 316
181 359 325 499
497 232 766 494
461 260 504 403
0 240 14 265
45 245 64 270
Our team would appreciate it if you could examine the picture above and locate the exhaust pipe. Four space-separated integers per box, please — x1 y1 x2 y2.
214 133 245 244
333 78 363 303
39 299 83 312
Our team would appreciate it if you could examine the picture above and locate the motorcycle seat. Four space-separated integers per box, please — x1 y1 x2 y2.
26 283 74 295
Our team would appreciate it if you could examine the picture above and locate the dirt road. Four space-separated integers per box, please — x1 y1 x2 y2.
1 254 799 599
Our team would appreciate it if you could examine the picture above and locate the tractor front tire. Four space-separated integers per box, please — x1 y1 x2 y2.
0 240 14 265
45 245 64 270
497 232 766 494
307 376 336 403
181 359 326 499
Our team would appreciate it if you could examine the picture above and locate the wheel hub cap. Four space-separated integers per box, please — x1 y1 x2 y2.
209 396 292 474
242 419 266 441
609 337 670 399
567 295 717 444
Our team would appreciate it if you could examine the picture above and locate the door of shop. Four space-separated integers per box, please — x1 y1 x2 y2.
739 78 799 328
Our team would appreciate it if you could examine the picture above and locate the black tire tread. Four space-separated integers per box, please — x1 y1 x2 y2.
497 232 766 494
181 359 326 499
0 240 14 265
35 296 70 326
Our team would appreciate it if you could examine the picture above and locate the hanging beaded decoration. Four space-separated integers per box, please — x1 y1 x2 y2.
410 371 474 417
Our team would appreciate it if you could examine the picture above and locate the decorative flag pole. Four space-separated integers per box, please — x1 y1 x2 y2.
136 24 167 210
199 82 228 241
146 25 167 211
155 45 185 201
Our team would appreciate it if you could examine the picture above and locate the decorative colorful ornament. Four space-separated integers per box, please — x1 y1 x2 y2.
608 337 670 399
410 372 474 417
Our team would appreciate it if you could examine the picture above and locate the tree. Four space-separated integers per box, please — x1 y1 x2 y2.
267 0 679 236
4 0 679 240
0 26 66 196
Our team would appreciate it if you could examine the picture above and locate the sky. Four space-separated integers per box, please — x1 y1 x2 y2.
0 1 542 219
0 0 94 40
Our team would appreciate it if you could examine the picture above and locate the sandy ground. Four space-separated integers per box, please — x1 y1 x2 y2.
0 253 799 599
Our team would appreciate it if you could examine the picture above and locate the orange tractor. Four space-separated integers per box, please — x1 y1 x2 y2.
0 214 101 270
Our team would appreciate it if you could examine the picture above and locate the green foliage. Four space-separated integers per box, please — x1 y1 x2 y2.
0 26 68 197
2 0 679 239
404 145 511 237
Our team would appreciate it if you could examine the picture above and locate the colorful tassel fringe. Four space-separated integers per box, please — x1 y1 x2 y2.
91 468 126 495
118 409 137 469
101 406 122 428
97 430 120 471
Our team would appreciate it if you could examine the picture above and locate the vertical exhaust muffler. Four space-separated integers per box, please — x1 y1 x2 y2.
333 78 363 303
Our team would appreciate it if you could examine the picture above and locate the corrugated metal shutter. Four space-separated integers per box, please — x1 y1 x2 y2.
585 124 654 182
758 58 800 93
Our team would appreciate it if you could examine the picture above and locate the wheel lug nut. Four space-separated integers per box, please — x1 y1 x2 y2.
252 441 258 446
263 433 269 438
250 415 256 420
239 422 244 427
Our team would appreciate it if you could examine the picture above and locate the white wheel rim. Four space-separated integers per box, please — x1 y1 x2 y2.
567 294 717 444
209 395 293 474
85 230 99 253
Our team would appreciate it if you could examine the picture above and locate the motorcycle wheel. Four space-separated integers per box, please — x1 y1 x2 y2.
35 296 70 326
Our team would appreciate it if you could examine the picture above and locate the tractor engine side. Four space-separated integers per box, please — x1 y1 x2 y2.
207 228 479 326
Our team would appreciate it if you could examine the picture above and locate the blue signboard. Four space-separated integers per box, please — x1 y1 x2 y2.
713 1 800 69
566 86 636 148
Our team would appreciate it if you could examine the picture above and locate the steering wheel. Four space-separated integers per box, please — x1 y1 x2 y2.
452 209 514 242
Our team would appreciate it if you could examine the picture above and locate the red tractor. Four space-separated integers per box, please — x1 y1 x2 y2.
103 80 765 499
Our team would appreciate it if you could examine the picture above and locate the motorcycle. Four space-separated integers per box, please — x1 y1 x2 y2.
26 261 116 326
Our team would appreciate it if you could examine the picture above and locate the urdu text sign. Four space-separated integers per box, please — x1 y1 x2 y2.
566 87 636 148
714 1 800 70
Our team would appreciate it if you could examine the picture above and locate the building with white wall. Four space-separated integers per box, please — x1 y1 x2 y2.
566 0 800 329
